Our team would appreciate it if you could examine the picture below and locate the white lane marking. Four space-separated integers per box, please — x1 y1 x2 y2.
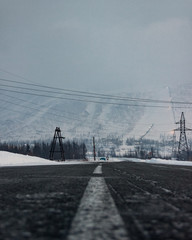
179 168 192 172
93 164 102 174
67 177 129 240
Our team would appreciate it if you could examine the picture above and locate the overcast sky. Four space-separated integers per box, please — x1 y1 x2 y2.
0 0 192 93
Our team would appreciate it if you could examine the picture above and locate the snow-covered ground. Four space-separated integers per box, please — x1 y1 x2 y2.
121 157 192 166
0 151 192 167
0 151 90 167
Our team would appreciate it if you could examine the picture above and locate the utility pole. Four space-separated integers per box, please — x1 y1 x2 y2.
49 127 65 161
137 124 153 158
93 136 96 161
174 112 192 160
171 130 177 159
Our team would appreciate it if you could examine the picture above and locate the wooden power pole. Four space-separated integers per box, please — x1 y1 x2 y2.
93 136 96 161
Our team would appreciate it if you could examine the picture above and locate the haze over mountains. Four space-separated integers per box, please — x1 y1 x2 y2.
0 1 191 147
0 82 191 143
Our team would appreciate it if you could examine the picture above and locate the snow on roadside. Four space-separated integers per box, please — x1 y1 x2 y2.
1 151 192 167
122 157 192 166
0 151 89 167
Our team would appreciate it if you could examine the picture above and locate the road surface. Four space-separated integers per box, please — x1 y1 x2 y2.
0 161 192 239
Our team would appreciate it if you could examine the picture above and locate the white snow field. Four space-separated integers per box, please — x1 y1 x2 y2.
0 151 192 167
0 151 90 167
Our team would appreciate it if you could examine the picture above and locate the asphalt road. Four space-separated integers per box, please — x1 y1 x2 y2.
0 161 192 240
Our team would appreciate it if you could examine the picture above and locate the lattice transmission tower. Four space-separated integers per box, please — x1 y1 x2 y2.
174 112 192 160
49 127 65 161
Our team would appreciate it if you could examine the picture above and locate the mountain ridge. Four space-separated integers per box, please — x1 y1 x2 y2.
0 83 191 143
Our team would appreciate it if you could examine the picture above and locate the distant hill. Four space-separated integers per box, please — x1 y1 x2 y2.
0 83 191 143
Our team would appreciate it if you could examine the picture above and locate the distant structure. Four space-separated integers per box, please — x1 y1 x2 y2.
136 124 154 158
93 136 96 161
49 127 65 161
174 112 192 160
167 86 177 124
171 130 177 159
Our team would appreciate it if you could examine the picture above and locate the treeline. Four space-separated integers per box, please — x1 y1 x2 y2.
0 141 87 160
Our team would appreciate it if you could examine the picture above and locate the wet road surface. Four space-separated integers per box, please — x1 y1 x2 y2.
0 161 192 239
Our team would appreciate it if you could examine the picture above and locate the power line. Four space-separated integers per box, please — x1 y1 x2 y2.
0 88 189 133
0 78 192 106
0 68 31 82
1 83 191 109
1 81 162 104
0 98 79 122
0 92 171 127
0 92 79 118
0 87 170 108
0 92 189 134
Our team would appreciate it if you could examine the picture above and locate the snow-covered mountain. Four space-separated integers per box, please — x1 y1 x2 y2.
0 83 191 143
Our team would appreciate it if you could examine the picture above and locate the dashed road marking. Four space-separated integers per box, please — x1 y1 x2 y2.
93 164 102 174
67 175 129 240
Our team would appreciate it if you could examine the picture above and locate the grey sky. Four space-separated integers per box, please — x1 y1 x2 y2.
0 0 192 92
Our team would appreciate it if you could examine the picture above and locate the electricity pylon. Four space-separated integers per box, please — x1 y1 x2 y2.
174 112 192 160
49 127 65 161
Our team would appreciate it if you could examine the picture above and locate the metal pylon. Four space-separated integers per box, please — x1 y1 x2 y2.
174 112 192 160
49 127 65 161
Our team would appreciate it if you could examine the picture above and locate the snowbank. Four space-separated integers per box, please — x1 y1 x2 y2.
0 151 89 167
1 151 192 167
123 157 192 166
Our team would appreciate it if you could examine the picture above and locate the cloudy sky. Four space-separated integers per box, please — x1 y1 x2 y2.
0 0 192 93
